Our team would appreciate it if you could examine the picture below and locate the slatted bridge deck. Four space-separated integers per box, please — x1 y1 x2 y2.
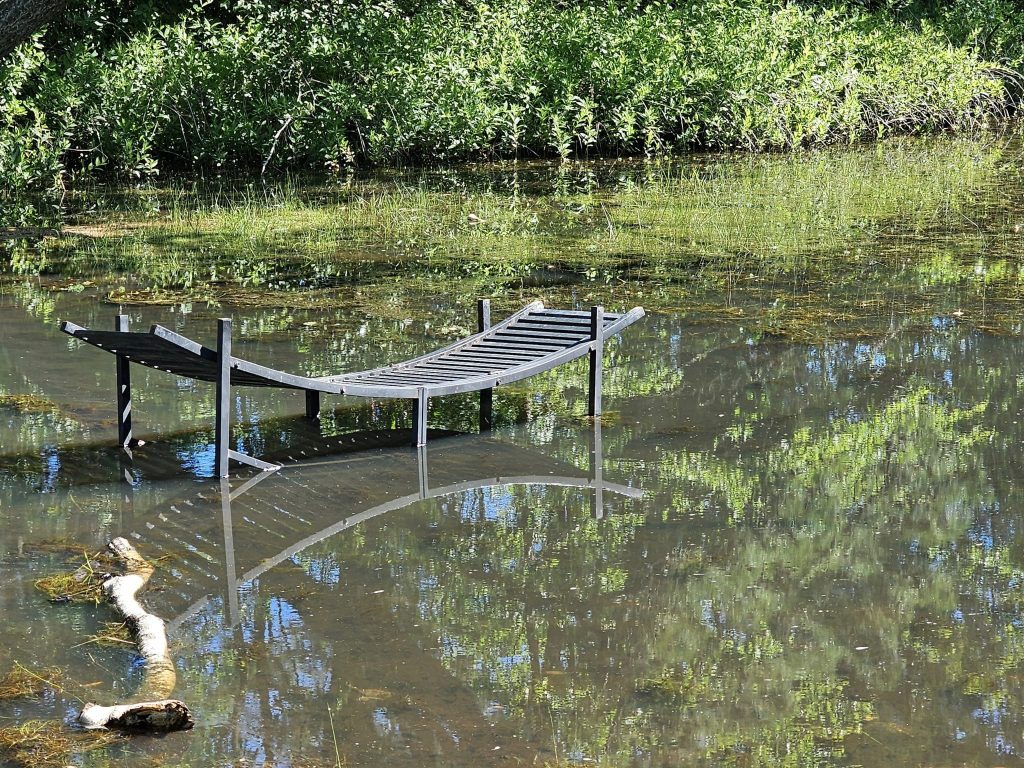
61 300 645 476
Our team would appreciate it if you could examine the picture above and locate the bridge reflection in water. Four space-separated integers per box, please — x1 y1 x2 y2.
111 424 641 636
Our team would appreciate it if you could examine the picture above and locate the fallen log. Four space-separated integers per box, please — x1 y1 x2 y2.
77 538 193 731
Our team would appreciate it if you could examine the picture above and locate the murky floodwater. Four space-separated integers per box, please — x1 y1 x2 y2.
4 138 1024 766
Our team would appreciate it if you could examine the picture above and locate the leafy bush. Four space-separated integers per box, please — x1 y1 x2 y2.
0 0 1018 197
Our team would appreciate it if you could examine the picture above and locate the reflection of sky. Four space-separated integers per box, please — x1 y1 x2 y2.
179 442 215 476
458 486 517 523
14 309 1024 767
299 553 341 585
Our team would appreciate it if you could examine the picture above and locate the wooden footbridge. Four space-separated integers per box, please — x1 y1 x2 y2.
102 430 642 635
60 300 645 477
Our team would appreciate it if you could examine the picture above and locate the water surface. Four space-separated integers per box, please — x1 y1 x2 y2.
3 138 1024 767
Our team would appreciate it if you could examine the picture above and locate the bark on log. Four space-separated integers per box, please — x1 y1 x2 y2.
77 538 193 731
0 0 66 62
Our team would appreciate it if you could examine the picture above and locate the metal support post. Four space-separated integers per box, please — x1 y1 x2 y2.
215 318 232 478
305 390 320 420
478 298 493 432
114 314 133 449
587 305 604 417
412 388 429 447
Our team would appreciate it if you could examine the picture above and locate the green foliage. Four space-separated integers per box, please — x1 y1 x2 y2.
810 0 1024 65
0 0 1017 196
0 39 67 226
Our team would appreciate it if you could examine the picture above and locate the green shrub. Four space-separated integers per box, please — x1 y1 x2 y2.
0 0 1017 197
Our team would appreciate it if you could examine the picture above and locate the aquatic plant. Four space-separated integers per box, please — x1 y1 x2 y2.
9 133 1022 339
34 549 115 604
0 664 63 700
0 721 123 768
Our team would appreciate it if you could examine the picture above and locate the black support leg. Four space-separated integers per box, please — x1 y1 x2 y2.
587 305 604 417
479 388 493 433
214 318 232 478
412 388 428 447
305 390 320 420
478 298 493 432
115 314 133 449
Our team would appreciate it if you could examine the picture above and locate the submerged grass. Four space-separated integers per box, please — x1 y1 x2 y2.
81 621 134 649
0 721 124 768
0 665 64 700
20 137 1008 279
34 551 116 605
0 394 60 415
5 135 1024 339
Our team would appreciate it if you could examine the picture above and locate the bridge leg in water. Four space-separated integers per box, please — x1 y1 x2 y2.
305 390 320 420
412 388 428 447
211 319 280 476
478 298 493 433
115 314 133 450
214 318 232 478
588 305 604 417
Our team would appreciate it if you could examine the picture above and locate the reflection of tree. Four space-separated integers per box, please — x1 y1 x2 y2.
11 275 1024 766
173 546 546 766
308 371 1002 765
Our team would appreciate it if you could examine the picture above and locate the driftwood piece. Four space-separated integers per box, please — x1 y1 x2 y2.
77 538 193 731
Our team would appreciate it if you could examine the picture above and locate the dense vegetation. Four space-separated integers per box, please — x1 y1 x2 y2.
0 0 1022 206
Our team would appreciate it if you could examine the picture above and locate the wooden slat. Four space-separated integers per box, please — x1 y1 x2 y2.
450 348 539 360
379 368 460 381
442 357 529 370
502 324 590 337
421 357 500 368
417 360 500 373
514 319 596 331
399 364 478 376
494 328 587 342
352 378 437 388
478 339 565 353
415 356 499 368
488 335 570 350
351 368 449 381
358 372 453 385
415 366 496 378
489 336 575 349
533 309 622 320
